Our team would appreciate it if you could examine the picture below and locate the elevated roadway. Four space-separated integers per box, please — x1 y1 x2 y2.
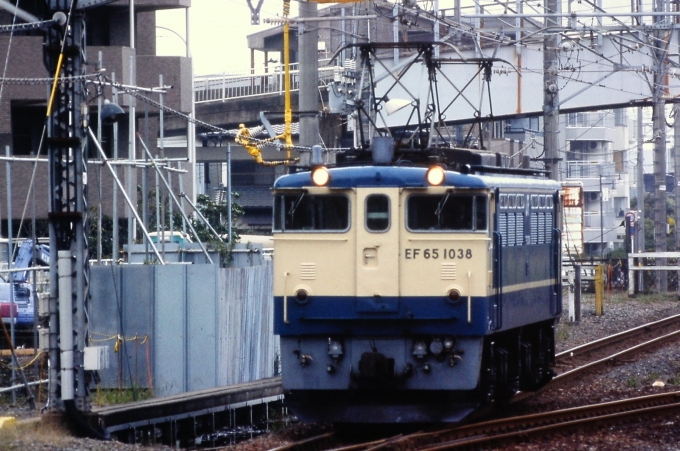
170 31 680 138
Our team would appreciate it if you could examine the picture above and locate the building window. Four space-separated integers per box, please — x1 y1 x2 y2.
12 106 42 156
492 121 505 139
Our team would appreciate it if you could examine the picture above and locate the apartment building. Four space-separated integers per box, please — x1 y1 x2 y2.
0 0 193 234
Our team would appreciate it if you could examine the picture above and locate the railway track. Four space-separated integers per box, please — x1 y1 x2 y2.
266 314 680 451
275 392 680 451
555 313 680 363
510 312 680 403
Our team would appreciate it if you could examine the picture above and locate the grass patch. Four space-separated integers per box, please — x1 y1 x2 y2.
93 386 154 407
643 372 662 384
555 324 571 342
581 292 680 305
667 375 680 386
0 417 72 450
625 376 639 388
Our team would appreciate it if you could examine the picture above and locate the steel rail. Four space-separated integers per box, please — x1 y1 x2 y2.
556 313 680 361
322 392 680 451
418 395 680 450
554 328 680 384
512 325 680 403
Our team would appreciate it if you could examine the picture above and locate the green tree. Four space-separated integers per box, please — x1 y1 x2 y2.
190 193 243 243
87 189 243 263
189 193 244 266
631 193 676 251
87 207 128 260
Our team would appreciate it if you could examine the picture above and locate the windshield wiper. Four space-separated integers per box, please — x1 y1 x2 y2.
434 192 450 217
288 192 306 216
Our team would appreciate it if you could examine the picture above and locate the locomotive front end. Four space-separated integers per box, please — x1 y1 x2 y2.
272 166 498 423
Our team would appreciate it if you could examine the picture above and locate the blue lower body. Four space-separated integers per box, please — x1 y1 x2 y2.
275 288 559 423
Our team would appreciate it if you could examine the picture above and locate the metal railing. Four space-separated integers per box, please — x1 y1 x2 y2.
566 111 614 128
566 160 614 179
194 60 338 103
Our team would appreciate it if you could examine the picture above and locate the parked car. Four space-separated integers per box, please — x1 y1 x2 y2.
0 282 32 327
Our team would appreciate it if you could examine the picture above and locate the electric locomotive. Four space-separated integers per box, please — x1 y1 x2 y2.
271 148 562 423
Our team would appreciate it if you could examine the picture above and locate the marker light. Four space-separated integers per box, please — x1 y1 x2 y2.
426 166 445 186
311 166 331 186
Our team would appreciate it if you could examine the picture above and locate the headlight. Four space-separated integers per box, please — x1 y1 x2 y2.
311 167 330 186
426 166 445 186
447 289 461 303
295 289 309 304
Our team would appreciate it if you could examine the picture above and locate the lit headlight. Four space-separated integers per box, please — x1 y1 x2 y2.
426 166 445 186
311 167 330 186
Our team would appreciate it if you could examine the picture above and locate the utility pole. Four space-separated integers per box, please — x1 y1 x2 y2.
653 0 668 292
44 0 116 416
45 0 90 413
674 106 680 294
298 1 320 165
543 0 560 181
637 107 646 291
637 106 645 255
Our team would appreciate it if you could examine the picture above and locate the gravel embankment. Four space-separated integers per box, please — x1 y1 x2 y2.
0 291 679 450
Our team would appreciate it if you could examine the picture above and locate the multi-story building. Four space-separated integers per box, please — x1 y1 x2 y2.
561 109 635 257
0 1 193 240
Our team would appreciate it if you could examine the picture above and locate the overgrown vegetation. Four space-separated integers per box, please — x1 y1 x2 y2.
93 387 155 407
600 291 680 305
86 189 244 265
629 193 678 252
0 418 73 449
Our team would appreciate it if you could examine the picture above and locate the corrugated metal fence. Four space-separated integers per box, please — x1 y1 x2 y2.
90 262 277 396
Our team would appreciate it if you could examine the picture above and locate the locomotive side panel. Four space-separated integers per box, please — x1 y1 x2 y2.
494 190 561 330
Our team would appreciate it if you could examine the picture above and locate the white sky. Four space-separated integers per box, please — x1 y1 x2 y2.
156 1 298 76
155 0 663 76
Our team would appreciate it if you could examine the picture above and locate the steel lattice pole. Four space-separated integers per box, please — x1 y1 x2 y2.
45 0 91 413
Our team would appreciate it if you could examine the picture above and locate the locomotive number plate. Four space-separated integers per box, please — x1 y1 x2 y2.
404 248 472 259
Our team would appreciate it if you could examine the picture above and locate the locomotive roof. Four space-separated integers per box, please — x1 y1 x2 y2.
272 166 562 190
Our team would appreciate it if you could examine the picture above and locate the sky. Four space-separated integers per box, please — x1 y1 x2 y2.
155 0 662 76
156 1 298 76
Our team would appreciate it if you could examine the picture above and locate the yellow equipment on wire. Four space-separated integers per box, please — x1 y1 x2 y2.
235 124 298 166
237 0 298 166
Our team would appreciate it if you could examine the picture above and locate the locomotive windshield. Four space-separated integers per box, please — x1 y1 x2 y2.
274 193 350 232
407 193 487 231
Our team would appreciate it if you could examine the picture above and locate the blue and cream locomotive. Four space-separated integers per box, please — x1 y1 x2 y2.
271 149 562 423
